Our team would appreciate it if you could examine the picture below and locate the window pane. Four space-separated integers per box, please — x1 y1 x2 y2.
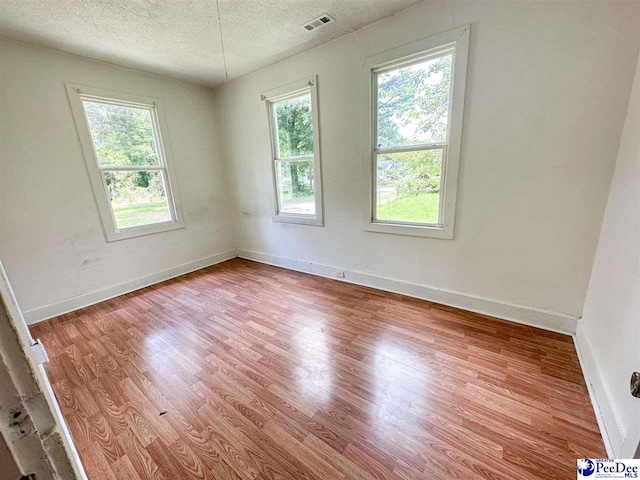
104 170 171 229
274 94 314 158
376 52 452 148
83 101 160 167
275 160 316 215
375 149 443 224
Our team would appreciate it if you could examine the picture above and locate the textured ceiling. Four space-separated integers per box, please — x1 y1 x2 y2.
0 0 423 87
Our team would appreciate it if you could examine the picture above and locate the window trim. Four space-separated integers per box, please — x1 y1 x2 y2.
362 25 470 239
66 83 184 242
263 76 324 226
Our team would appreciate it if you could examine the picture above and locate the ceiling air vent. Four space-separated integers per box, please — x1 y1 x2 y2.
301 14 334 32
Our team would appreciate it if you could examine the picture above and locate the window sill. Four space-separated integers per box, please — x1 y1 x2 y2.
272 214 323 227
105 221 185 242
364 221 453 239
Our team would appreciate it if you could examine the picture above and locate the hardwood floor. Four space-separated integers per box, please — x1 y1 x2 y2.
30 258 604 480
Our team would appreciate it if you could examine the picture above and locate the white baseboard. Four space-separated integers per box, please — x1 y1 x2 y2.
237 249 578 335
24 246 612 455
24 245 612 453
25 245 578 331
23 248 238 325
25 246 579 333
573 323 622 457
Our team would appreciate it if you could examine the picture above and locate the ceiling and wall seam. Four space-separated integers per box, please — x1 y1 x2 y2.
210 1 428 93
0 0 421 92
0 0 424 87
0 37 213 90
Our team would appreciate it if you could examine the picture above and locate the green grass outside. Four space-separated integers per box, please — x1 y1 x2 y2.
377 192 440 224
112 202 170 229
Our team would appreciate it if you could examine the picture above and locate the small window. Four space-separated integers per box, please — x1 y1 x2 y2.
364 25 469 239
263 76 323 226
66 84 184 241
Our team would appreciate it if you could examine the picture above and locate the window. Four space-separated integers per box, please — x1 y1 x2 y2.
363 25 469 239
263 76 323 226
66 84 184 241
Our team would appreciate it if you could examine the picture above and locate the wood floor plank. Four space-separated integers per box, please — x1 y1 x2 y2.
32 258 605 479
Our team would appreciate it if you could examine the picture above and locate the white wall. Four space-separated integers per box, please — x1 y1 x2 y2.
0 1 637 453
214 0 640 331
577 52 640 457
0 40 235 320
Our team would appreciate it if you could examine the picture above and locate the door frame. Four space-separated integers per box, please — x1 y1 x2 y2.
0 259 87 479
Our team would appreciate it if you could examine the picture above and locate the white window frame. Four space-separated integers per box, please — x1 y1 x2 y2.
263 76 324 226
362 25 470 239
66 83 184 242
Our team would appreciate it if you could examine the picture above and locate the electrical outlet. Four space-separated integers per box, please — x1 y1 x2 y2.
335 270 345 278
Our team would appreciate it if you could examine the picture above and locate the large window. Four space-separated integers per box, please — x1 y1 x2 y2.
364 26 469 239
66 84 184 241
263 76 323 226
